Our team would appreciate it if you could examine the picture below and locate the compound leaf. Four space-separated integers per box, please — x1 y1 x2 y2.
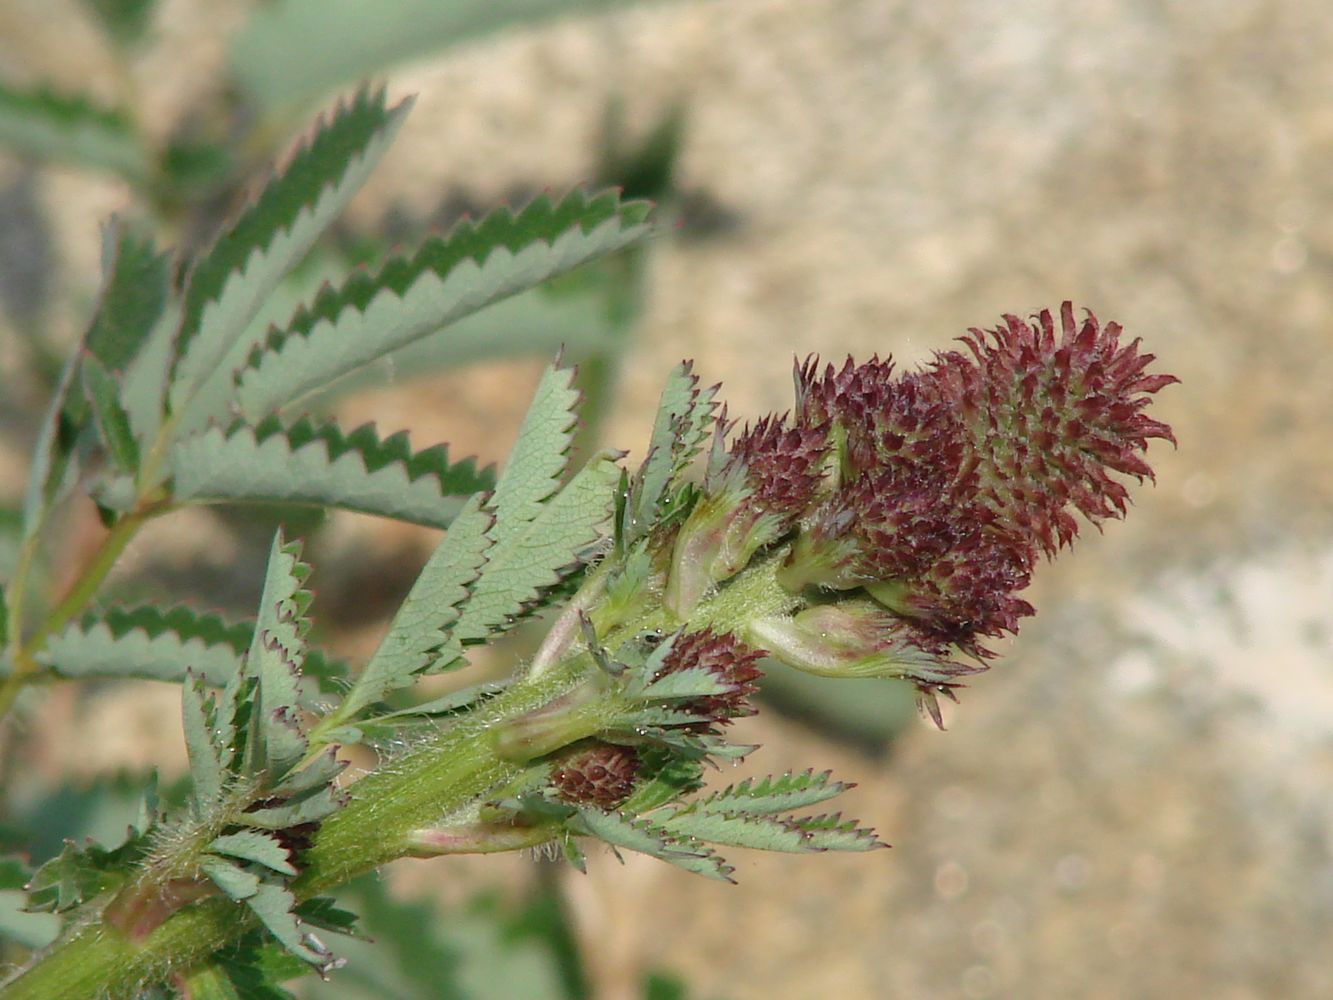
451 451 620 645
168 88 411 436
170 417 493 528
233 191 650 419
336 493 492 723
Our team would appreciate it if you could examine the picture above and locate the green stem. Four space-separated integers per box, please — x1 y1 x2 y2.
0 502 166 723
1 547 802 1000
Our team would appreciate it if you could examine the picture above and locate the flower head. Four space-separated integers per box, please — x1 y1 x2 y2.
780 302 1175 654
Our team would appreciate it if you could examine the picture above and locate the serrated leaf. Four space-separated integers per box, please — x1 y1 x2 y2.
293 897 362 938
86 218 170 373
636 666 734 702
234 192 650 419
619 753 704 815
183 671 225 811
24 834 148 913
658 810 818 853
270 747 345 800
452 452 621 645
170 417 492 528
120 295 182 452
209 832 297 877
335 493 492 724
242 782 345 829
201 856 261 901
572 809 733 882
625 362 716 544
0 83 148 181
695 770 851 816
245 882 334 969
81 354 139 472
243 534 312 778
491 364 580 529
787 813 883 851
40 604 249 687
168 88 411 437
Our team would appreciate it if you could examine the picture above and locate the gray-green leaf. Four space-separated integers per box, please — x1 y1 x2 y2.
233 192 650 420
170 417 492 528
168 88 411 437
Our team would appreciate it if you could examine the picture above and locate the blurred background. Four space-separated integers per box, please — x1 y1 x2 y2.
2 1 1331 997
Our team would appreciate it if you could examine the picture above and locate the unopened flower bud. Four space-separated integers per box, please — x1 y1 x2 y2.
551 743 642 808
653 627 765 724
666 415 827 615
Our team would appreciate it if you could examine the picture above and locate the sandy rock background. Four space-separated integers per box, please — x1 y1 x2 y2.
3 1 1332 998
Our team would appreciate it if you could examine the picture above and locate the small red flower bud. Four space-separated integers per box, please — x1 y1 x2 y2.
551 744 642 808
654 628 764 723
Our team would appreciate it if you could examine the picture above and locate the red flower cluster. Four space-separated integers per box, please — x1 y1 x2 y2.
780 302 1176 654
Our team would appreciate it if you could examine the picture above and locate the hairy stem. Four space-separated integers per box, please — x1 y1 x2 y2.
2 547 800 1000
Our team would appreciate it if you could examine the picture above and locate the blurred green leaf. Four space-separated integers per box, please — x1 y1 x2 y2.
231 0 637 120
0 84 148 182
81 0 157 47
304 878 569 1000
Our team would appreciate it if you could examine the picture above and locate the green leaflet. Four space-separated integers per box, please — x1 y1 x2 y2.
0 83 148 182
573 809 733 882
786 813 884 851
86 218 171 374
37 603 347 695
335 493 492 724
183 671 225 812
21 347 82 538
245 882 334 970
231 0 632 118
491 364 582 530
168 88 411 437
242 534 312 779
233 192 651 420
121 295 182 453
81 356 139 473
452 452 621 645
656 810 823 854
41 605 248 688
201 857 261 901
694 770 852 816
624 361 716 545
169 417 492 529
